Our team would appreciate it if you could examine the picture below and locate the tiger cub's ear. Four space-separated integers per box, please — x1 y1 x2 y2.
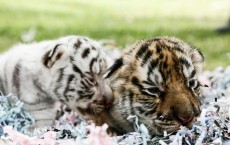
104 57 123 78
42 44 68 68
187 48 204 73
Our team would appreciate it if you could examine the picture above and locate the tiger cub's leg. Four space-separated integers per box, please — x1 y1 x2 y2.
24 101 64 128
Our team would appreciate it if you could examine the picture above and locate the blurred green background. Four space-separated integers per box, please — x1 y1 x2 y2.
0 0 230 69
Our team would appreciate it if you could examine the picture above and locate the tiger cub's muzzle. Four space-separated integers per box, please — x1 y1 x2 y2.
91 75 114 109
156 91 201 129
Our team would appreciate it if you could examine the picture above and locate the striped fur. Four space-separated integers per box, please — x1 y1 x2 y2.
0 35 113 128
104 37 204 135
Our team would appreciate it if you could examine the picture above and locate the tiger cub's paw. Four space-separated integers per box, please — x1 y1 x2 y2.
88 100 106 114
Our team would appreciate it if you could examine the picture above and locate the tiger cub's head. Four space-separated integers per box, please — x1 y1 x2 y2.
104 37 204 135
41 36 113 120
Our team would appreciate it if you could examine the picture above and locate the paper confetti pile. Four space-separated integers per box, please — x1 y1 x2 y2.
0 66 229 145
0 93 34 136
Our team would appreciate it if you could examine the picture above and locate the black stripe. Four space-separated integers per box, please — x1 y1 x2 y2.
142 80 156 86
80 80 89 90
63 74 75 101
173 47 185 54
164 56 169 70
165 39 186 53
82 75 94 87
136 44 148 59
172 54 180 69
131 76 143 91
149 59 158 69
53 68 66 98
57 68 65 83
131 76 140 86
105 58 123 78
129 91 135 115
147 59 158 76
40 93 55 104
67 75 75 86
74 40 82 49
179 57 191 68
89 58 97 73
82 48 90 58
33 78 51 98
163 62 168 69
156 43 162 54
49 44 61 58
194 82 200 90
166 39 179 46
42 44 61 67
190 70 196 78
141 90 159 98
144 104 157 116
82 38 88 42
68 88 75 92
196 48 204 61
12 63 21 97
43 52 50 67
77 90 94 100
54 85 61 98
0 77 5 95
146 75 156 86
141 50 153 66
159 61 167 75
73 64 83 77
70 56 75 62
159 53 164 60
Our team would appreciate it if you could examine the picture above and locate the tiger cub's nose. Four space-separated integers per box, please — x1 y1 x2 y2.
102 83 114 108
94 75 114 109
176 114 194 125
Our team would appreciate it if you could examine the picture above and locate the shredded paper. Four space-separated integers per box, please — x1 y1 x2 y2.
0 66 230 145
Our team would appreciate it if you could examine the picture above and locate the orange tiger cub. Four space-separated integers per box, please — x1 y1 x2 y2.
103 37 204 135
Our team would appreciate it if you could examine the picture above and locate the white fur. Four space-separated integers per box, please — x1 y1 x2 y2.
0 35 111 128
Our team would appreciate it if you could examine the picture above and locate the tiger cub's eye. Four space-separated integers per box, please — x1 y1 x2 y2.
143 87 162 97
189 79 198 88
147 87 161 94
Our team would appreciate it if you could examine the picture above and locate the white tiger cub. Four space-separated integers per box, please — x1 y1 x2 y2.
0 35 113 128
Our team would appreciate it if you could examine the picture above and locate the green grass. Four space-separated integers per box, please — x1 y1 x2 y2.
0 0 230 69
